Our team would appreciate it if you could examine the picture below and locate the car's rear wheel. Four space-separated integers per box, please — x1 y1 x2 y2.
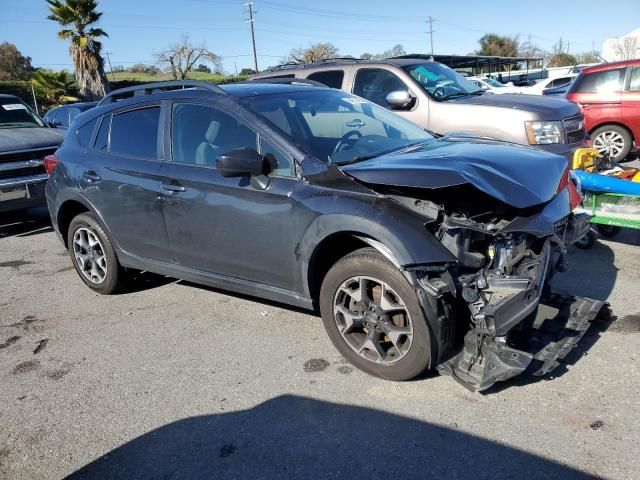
574 229 597 249
592 125 632 163
319 248 433 381
67 212 125 294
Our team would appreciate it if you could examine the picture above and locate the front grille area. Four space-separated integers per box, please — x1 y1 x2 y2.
564 115 586 145
0 148 56 164
0 165 46 180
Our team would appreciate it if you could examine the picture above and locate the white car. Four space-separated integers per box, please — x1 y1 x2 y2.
519 74 577 95
468 77 523 94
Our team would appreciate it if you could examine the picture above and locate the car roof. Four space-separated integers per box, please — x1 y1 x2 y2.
221 82 330 97
582 60 639 74
0 94 20 100
259 57 434 74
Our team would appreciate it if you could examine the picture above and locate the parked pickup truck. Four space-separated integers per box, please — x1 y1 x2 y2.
0 94 63 213
252 57 587 159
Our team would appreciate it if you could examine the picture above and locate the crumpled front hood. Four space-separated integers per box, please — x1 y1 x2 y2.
0 127 63 153
341 138 569 209
451 93 580 118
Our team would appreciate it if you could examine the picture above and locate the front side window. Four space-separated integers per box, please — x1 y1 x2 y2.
307 70 345 89
353 69 408 108
572 68 626 93
260 136 292 176
171 103 257 166
403 62 482 100
242 90 433 165
0 97 43 128
110 107 160 159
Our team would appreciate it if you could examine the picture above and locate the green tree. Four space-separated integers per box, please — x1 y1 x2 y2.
46 0 110 100
547 52 578 67
32 69 78 107
239 68 256 76
284 43 339 64
0 42 33 80
476 34 520 57
195 63 211 73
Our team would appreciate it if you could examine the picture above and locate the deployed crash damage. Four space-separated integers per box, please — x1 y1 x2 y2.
341 139 603 391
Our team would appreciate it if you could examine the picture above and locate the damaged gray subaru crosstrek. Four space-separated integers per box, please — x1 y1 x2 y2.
46 80 604 391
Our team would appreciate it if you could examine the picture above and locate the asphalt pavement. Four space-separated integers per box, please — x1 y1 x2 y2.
0 207 639 480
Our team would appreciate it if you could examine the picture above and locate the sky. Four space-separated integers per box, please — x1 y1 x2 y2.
1 0 639 74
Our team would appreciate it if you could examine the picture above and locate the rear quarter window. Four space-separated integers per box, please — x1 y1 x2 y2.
76 118 98 147
572 68 626 93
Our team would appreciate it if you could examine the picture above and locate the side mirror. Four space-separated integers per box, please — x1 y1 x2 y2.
216 148 269 178
385 90 413 109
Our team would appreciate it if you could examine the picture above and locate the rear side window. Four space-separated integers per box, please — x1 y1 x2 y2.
629 67 640 92
76 118 98 147
110 107 160 158
307 70 344 89
572 68 626 93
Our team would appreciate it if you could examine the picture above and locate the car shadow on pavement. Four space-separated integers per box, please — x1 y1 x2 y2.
0 207 53 238
66 395 591 480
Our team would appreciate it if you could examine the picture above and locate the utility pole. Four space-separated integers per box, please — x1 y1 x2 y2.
245 2 259 73
105 50 115 81
427 16 434 55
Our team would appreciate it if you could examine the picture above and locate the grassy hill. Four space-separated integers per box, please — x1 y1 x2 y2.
109 71 239 83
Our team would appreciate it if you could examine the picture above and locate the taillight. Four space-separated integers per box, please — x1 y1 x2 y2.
43 154 59 175
558 166 582 211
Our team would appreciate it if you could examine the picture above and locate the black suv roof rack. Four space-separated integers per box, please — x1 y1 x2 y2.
245 78 327 87
264 57 360 73
98 80 226 105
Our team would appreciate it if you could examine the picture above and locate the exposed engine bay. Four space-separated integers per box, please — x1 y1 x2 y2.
386 185 603 391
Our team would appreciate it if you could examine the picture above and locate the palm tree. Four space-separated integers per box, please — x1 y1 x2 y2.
32 69 79 108
46 0 110 100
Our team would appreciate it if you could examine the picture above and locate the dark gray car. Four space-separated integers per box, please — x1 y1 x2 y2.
0 94 63 213
252 58 587 159
46 81 601 391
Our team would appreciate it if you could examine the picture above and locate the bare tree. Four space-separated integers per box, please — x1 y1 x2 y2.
155 35 222 80
284 43 339 64
612 36 640 60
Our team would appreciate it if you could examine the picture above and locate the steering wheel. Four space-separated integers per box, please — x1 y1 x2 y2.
432 86 446 99
331 130 363 157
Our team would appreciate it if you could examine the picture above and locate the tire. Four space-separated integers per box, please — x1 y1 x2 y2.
319 247 433 381
591 125 633 163
596 224 621 238
574 229 597 249
67 212 126 294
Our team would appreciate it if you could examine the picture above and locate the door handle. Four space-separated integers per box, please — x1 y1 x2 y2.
161 183 186 193
82 171 101 182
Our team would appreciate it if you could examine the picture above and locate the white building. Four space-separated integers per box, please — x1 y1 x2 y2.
602 28 640 62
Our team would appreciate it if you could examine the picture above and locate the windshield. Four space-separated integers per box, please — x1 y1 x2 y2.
403 63 483 100
483 78 505 88
241 89 433 165
0 98 44 128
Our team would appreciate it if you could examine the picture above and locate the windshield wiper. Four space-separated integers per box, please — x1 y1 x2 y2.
334 140 433 166
442 91 484 100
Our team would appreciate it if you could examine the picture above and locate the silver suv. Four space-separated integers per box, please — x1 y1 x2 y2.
253 58 586 159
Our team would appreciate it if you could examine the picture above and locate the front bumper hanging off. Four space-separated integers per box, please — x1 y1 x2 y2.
437 292 605 391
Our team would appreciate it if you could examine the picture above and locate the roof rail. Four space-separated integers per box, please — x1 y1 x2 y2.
245 78 327 87
264 57 360 72
97 80 226 105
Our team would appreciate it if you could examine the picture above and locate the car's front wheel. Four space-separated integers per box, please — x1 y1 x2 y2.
67 212 126 294
319 248 433 380
591 125 632 163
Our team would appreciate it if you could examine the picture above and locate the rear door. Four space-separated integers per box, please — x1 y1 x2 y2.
571 67 626 131
159 100 299 290
622 65 640 142
79 104 171 261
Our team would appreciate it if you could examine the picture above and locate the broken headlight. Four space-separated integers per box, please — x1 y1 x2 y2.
525 120 563 145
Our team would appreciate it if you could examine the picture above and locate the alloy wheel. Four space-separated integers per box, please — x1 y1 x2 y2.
333 276 413 365
593 130 625 159
73 227 108 284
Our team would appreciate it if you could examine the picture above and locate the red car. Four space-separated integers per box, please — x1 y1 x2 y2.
566 59 640 162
